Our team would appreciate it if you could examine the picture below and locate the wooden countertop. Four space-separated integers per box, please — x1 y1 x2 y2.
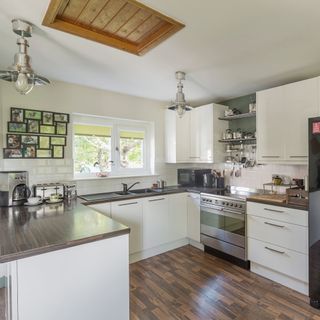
0 199 130 263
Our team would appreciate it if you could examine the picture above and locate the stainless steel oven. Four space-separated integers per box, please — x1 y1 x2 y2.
200 193 247 261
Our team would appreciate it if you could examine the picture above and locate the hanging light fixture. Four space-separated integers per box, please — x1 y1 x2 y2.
0 19 50 95
168 71 192 117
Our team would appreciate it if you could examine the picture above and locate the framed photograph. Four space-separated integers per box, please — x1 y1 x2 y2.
40 125 55 135
51 136 66 146
39 136 50 149
27 119 39 133
36 149 52 158
42 112 54 125
21 135 38 145
7 134 21 149
3 149 23 159
54 113 69 123
23 146 36 158
8 122 27 133
52 145 64 159
11 108 24 123
56 122 67 135
25 109 42 120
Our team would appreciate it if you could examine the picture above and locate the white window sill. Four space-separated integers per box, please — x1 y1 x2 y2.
74 174 159 181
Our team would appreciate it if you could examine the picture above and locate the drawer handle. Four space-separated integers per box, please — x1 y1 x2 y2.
265 246 285 254
264 221 285 228
118 202 138 206
149 198 165 202
261 156 280 158
189 157 200 159
289 156 307 158
264 208 284 213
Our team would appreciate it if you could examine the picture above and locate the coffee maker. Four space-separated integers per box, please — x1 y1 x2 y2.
0 171 31 206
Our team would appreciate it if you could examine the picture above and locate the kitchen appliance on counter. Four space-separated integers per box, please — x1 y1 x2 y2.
0 171 31 206
63 182 77 200
33 183 64 200
203 173 214 188
178 168 212 187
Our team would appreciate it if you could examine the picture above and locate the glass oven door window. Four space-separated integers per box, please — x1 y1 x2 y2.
224 211 245 236
201 209 224 229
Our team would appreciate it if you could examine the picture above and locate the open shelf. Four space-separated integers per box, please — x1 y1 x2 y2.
219 138 256 144
218 112 256 121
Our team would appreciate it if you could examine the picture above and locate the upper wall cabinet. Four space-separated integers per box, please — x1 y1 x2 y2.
257 77 320 164
165 103 227 163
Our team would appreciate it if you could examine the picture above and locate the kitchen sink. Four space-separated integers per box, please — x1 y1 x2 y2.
129 189 156 194
114 191 132 196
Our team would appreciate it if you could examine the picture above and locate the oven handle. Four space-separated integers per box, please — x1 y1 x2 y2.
200 204 244 215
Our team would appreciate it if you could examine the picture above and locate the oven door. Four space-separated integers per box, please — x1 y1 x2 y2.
200 205 245 247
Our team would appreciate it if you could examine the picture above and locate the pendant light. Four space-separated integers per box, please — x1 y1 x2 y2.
0 19 50 95
168 71 192 117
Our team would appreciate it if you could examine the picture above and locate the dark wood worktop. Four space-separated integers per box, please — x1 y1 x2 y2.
247 197 308 211
0 199 130 263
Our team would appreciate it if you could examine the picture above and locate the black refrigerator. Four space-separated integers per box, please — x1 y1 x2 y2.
308 117 320 308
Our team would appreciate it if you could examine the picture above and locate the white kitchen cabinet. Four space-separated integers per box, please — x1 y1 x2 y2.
247 201 308 294
187 193 201 242
165 103 227 163
111 199 143 254
257 77 320 164
167 193 187 242
143 196 169 249
87 202 111 217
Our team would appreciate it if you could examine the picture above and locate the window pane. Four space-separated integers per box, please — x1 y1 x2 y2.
119 130 144 169
74 125 112 174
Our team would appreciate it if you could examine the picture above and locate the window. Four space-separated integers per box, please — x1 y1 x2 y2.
73 115 153 178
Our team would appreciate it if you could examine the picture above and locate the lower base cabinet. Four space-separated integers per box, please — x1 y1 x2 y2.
187 193 200 242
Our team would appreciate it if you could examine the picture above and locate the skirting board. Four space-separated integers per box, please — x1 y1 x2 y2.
129 238 204 264
251 262 308 295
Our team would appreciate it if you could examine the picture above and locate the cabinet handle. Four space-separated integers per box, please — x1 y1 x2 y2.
149 198 165 202
118 202 138 206
264 208 284 213
189 157 200 159
265 246 285 254
261 156 280 158
289 156 307 158
264 221 285 228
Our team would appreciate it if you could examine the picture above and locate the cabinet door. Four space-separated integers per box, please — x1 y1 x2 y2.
284 77 319 161
187 193 200 242
168 193 187 242
257 86 286 162
176 112 191 162
88 203 111 217
143 196 169 249
111 200 143 254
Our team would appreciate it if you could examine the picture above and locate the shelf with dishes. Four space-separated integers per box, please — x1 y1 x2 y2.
219 138 256 144
218 112 256 121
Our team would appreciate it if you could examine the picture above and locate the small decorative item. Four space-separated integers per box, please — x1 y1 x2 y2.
51 136 66 146
56 122 67 135
8 122 27 133
36 149 52 158
3 149 23 158
42 112 54 125
52 145 64 158
27 119 39 133
25 109 42 120
7 134 21 149
39 136 50 149
23 146 36 158
54 113 69 123
21 135 38 145
40 125 55 135
11 108 24 122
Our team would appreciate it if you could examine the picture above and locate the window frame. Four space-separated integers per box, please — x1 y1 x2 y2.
72 114 153 179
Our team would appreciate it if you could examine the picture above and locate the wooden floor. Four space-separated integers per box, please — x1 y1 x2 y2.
130 245 320 320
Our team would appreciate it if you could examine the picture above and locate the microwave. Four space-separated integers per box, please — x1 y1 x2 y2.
177 168 212 187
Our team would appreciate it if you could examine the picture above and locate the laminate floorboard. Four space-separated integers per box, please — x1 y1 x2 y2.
0 288 5 320
130 245 320 320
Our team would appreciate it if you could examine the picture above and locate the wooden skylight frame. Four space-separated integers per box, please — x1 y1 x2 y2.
42 0 185 56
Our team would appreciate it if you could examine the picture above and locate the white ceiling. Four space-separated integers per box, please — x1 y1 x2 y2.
1 0 320 105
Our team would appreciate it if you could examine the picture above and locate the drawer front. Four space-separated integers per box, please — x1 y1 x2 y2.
248 238 308 282
247 202 308 226
247 215 308 254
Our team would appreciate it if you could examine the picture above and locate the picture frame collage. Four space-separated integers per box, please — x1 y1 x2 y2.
4 107 69 159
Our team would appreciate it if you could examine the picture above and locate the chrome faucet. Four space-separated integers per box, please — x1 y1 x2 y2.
122 182 140 194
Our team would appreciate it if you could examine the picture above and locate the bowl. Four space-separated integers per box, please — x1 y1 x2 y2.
27 197 41 205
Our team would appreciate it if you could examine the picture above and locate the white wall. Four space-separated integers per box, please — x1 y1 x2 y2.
0 80 180 194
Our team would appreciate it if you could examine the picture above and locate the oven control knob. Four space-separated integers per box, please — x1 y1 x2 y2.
234 204 238 207
230 203 233 206
239 205 242 208
222 202 225 205
226 203 229 206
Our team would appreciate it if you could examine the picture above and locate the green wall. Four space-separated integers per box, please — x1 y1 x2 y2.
220 93 256 133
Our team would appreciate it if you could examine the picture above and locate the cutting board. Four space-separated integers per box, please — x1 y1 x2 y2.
249 194 287 203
